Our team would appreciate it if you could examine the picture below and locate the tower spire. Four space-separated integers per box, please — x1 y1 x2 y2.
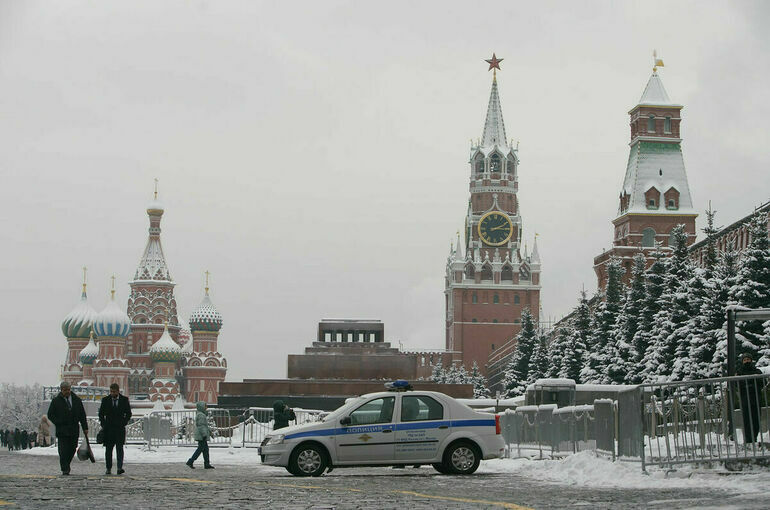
110 274 116 300
204 270 210 296
82 266 88 296
481 54 507 149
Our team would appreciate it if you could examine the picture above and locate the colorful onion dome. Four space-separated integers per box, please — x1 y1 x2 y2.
189 293 223 332
78 332 99 364
150 323 182 362
94 284 131 338
62 287 97 338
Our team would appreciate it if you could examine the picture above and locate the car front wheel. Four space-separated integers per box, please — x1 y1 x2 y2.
289 444 327 477
444 441 480 475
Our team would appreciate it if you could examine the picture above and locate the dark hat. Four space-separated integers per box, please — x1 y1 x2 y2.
739 352 754 361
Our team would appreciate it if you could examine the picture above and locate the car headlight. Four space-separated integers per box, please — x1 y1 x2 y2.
266 434 284 445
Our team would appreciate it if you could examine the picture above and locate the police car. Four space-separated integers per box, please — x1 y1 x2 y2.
258 381 504 476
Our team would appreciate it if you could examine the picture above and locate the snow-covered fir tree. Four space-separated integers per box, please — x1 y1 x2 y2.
456 364 470 385
502 308 538 397
732 212 770 364
0 383 44 431
469 361 491 398
609 252 645 383
546 325 568 378
444 363 460 384
636 246 667 382
527 330 549 385
582 257 623 383
563 291 591 383
430 358 445 383
696 247 738 378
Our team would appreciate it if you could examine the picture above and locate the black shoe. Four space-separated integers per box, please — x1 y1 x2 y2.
204 464 215 469
186 460 195 469
62 471 70 476
105 470 111 475
117 469 125 475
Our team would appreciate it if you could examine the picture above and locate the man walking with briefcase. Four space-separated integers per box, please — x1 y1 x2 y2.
47 381 89 475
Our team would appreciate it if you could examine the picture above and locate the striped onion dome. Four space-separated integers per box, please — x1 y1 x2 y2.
150 323 181 362
61 289 97 339
94 292 131 338
189 294 223 332
78 333 99 364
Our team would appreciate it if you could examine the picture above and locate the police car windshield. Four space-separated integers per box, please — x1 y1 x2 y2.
322 397 365 422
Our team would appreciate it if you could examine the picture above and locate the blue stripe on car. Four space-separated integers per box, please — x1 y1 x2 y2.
283 419 495 440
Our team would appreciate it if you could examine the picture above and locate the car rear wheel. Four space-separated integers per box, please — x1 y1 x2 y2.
444 441 480 475
289 444 327 477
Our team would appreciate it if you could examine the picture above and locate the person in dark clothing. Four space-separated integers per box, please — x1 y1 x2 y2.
98 383 132 475
7 430 14 451
20 430 28 450
737 353 764 444
1 429 5 448
272 400 296 430
47 381 89 475
13 428 21 451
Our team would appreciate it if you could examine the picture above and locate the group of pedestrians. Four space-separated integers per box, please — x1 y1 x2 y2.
2 428 40 450
44 381 217 475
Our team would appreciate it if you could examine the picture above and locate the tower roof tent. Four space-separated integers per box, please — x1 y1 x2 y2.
635 72 682 108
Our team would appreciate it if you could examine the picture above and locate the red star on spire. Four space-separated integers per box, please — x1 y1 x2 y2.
485 53 503 71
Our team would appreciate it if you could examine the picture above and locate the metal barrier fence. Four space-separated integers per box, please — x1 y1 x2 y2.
500 403 610 460
638 373 770 470
501 373 770 471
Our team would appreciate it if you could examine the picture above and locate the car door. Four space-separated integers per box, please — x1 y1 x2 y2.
394 394 451 462
335 396 396 464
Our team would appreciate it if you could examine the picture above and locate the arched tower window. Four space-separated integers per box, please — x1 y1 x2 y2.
513 294 520 304
647 115 655 133
664 116 671 133
472 293 478 304
474 155 484 175
480 263 493 281
464 264 475 279
501 265 513 281
489 154 501 173
641 228 656 247
507 157 515 175
493 294 499 304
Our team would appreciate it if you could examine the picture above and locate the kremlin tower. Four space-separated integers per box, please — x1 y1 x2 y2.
445 55 542 374
594 57 697 287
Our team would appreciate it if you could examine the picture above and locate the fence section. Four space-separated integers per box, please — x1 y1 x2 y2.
639 373 770 469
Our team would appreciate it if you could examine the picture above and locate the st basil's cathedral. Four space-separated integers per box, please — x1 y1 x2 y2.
59 188 227 404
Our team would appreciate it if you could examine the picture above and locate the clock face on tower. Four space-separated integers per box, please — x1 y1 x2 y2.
478 211 513 246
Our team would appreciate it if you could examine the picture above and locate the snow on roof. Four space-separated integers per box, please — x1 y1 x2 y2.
637 72 681 107
532 378 576 387
618 141 696 217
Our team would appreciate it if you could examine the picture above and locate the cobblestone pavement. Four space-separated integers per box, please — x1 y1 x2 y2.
0 450 765 509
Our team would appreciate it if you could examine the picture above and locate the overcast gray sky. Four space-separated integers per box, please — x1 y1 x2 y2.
1 1 768 385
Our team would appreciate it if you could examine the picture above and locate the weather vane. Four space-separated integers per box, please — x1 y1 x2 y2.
153 178 159 200
485 53 503 79
653 50 664 72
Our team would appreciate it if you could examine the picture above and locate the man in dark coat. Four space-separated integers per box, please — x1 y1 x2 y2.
7 430 14 451
737 353 764 444
98 383 132 475
47 381 89 475
272 400 296 430
13 428 21 451
20 430 28 450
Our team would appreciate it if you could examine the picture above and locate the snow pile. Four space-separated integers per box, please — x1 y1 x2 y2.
479 451 770 492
